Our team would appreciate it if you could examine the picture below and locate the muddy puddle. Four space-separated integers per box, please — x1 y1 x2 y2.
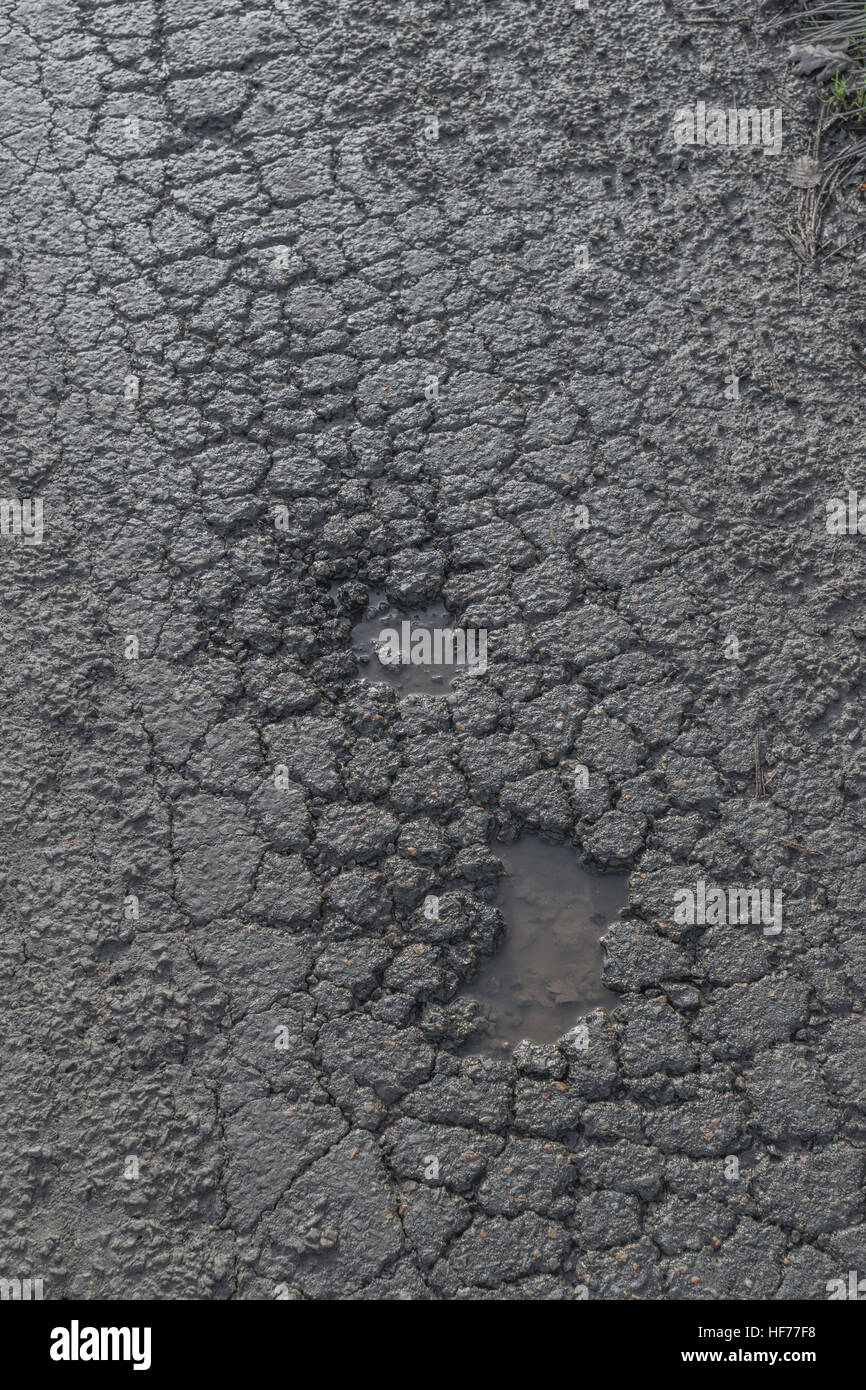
349 592 483 696
458 837 628 1054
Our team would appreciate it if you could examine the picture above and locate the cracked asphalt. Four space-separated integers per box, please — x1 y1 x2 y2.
3 0 866 1302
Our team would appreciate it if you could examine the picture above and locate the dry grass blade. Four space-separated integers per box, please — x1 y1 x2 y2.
773 837 825 855
781 4 866 199
785 108 847 258
773 2 866 39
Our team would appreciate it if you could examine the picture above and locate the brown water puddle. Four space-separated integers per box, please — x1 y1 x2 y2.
459 836 627 1054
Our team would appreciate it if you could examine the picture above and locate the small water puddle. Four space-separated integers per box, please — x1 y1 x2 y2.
458 837 628 1054
349 592 483 696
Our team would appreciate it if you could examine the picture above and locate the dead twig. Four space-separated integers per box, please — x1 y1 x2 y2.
773 837 825 856
787 107 850 262
754 733 766 800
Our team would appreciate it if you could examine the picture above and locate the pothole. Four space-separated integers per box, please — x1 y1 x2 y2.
349 591 484 696
458 836 628 1055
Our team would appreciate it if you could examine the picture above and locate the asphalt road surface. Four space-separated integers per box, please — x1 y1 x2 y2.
3 0 866 1301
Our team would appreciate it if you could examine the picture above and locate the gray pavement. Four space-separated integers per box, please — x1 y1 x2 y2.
2 0 865 1300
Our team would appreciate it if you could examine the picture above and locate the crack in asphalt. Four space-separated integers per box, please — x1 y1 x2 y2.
2 0 866 1301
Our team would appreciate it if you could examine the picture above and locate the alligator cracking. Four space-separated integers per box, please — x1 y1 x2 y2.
1 0 865 1303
